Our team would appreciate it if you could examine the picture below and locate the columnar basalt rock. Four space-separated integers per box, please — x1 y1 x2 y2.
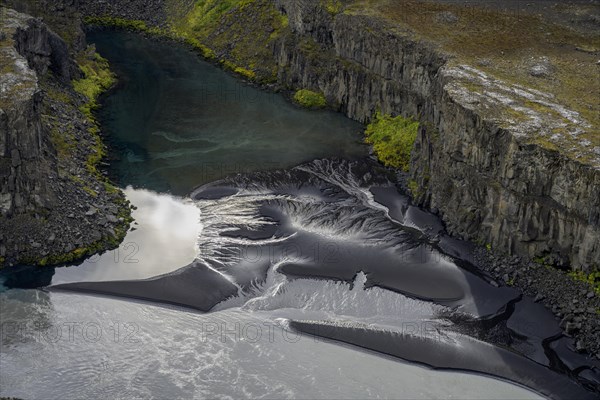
272 0 600 270
0 9 57 216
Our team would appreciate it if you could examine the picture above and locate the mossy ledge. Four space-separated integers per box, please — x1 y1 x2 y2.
364 112 419 172
568 270 600 296
293 89 327 109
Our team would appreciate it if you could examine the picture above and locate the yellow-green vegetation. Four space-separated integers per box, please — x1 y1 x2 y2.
73 51 116 119
43 106 74 163
72 49 116 177
168 0 289 82
293 89 327 109
45 86 72 104
86 129 106 176
177 0 246 31
322 0 343 14
49 123 75 161
358 0 600 165
38 246 92 266
233 66 256 80
84 1 289 82
533 256 546 265
364 112 419 171
216 62 256 80
569 270 600 296
69 175 98 197
407 179 419 196
181 37 216 60
83 16 150 31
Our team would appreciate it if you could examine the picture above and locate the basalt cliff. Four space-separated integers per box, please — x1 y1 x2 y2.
0 5 131 267
273 0 600 271
1 0 598 272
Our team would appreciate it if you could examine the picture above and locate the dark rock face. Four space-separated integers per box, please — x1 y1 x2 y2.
0 90 51 214
78 0 169 27
272 0 600 270
2 0 86 52
13 17 77 83
412 120 600 270
0 3 84 227
0 10 56 216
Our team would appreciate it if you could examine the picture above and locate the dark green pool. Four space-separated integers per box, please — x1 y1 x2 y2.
91 30 367 195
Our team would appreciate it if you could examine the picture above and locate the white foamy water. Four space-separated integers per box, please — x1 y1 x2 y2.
0 289 542 400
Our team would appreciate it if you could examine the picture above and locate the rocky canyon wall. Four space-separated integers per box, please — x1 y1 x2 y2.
272 0 599 270
0 10 68 216
0 6 131 267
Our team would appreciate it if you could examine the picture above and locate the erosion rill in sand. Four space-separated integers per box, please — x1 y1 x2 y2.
2 0 597 272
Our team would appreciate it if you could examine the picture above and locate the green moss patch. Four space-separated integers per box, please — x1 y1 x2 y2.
49 123 75 161
322 0 343 15
72 49 117 177
73 51 116 118
364 112 419 171
84 16 150 31
169 0 289 82
181 0 244 32
569 270 600 296
220 60 256 80
233 66 256 80
407 179 420 197
293 89 327 108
